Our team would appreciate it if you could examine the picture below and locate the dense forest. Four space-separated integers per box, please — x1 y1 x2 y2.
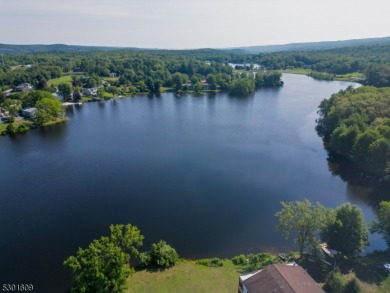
316 86 390 183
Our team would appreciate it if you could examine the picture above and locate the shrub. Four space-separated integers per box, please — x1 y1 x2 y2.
326 271 346 293
138 252 151 268
17 124 29 133
149 240 180 268
196 258 223 267
6 123 16 134
232 254 247 265
344 278 361 293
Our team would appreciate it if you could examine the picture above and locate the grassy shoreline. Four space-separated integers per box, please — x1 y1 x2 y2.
282 68 364 82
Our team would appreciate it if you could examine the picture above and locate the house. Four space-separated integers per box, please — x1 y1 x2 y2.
16 83 34 92
201 80 209 90
181 82 193 90
22 107 37 118
238 264 325 293
109 72 117 78
83 88 98 96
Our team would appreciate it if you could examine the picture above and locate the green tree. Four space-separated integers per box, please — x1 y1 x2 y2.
64 224 143 293
64 237 131 293
206 74 217 91
321 203 368 258
58 82 72 101
275 200 330 257
229 78 255 96
326 271 346 293
370 201 390 247
35 97 64 125
149 240 180 268
1 99 22 116
108 224 144 256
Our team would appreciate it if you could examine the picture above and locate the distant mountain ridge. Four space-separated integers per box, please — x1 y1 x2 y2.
0 43 135 53
1 36 390 54
233 36 390 53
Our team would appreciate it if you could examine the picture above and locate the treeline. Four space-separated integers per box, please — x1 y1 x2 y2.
316 86 390 182
0 50 283 99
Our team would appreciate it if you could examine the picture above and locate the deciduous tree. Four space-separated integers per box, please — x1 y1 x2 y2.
275 200 330 257
321 203 368 258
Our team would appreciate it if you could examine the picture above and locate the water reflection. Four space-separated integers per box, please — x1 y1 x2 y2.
327 151 390 207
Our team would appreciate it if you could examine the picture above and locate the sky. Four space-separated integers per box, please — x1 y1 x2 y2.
1 0 390 49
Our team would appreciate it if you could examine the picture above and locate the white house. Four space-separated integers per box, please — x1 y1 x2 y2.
16 83 34 92
83 88 98 96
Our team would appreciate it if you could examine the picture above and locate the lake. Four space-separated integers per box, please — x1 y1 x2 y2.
0 74 386 292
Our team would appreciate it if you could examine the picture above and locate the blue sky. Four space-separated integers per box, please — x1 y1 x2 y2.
1 0 389 48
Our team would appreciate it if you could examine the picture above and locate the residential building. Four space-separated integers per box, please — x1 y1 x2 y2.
238 264 324 293
21 107 37 118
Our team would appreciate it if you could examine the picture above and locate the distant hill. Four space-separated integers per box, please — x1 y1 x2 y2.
232 36 390 54
0 44 135 53
1 36 390 54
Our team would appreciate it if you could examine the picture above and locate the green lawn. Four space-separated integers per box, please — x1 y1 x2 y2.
103 77 119 82
48 75 72 86
126 260 240 293
0 123 7 135
282 68 312 75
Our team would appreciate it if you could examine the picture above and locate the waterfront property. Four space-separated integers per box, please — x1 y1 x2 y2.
21 107 37 118
238 264 325 293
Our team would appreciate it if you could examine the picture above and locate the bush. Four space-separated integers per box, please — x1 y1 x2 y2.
138 252 151 268
344 278 361 293
17 124 29 133
149 240 180 268
6 123 16 134
232 254 247 265
196 258 223 267
326 271 346 293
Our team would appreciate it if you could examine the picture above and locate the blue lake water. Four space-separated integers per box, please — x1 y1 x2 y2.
0 74 386 292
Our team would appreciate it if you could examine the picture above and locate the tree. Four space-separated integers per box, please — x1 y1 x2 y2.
64 224 143 293
206 74 217 91
1 99 22 116
37 78 48 90
275 200 329 257
370 201 390 247
229 78 255 96
35 97 64 125
326 271 346 293
58 82 72 101
321 203 368 258
149 240 180 268
64 237 131 293
108 224 144 256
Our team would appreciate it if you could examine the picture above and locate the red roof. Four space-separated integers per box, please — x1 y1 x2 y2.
241 264 325 293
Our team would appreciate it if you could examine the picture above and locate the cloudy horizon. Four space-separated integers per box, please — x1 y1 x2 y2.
1 0 390 49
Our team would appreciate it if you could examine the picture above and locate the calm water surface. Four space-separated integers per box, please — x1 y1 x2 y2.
0 74 386 292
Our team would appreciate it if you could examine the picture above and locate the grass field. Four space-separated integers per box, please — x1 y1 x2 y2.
48 75 73 86
282 68 312 75
0 123 7 135
126 260 239 293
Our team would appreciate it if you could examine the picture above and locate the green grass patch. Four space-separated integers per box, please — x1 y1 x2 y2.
0 123 7 135
103 77 119 82
42 117 68 127
282 68 312 75
48 75 73 86
126 260 239 293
